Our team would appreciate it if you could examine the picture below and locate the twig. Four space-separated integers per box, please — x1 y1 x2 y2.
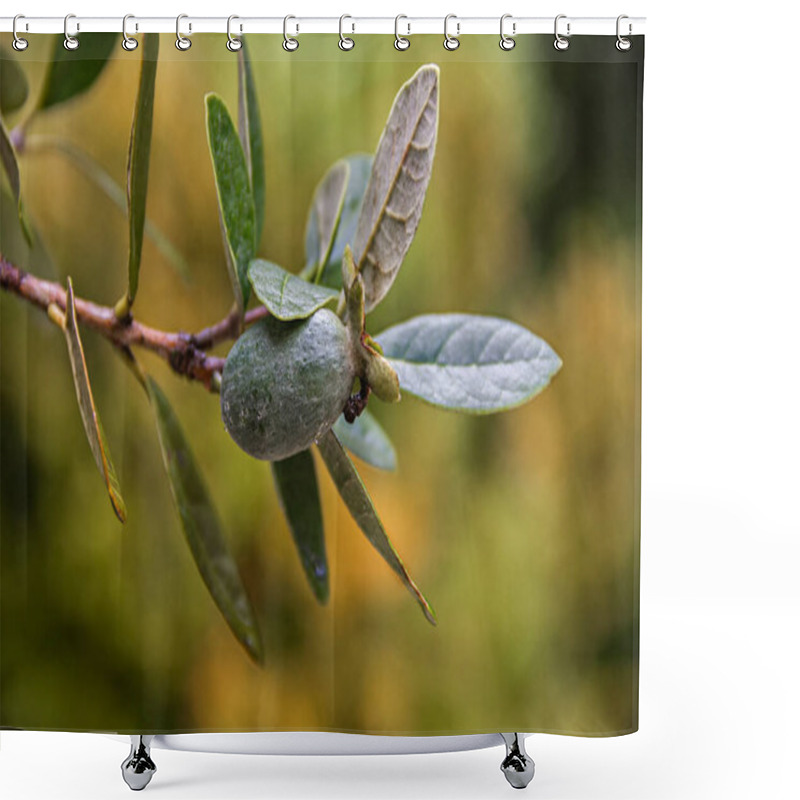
192 304 269 350
0 256 266 391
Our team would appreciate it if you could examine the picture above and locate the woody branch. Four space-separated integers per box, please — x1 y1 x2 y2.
0 256 268 391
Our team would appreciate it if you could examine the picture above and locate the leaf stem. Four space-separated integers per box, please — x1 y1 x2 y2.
0 256 266 391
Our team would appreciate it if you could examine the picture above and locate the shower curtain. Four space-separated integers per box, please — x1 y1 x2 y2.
1 31 643 737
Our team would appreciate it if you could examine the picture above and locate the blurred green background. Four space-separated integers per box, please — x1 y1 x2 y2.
1 34 641 735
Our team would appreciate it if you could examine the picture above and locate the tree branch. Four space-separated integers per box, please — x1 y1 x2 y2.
191 304 268 350
0 256 267 391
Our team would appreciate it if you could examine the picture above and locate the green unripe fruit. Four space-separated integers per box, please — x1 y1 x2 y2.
221 310 355 462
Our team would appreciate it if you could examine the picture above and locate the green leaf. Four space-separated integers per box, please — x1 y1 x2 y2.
17 201 34 247
333 410 397 471
237 38 265 246
342 245 364 340
352 65 439 312
317 154 372 291
25 135 189 280
377 313 562 414
205 92 256 315
0 115 20 204
0 187 57 277
248 259 339 321
0 116 30 245
304 159 348 280
271 450 329 604
61 278 127 523
316 429 435 625
38 33 117 112
145 376 264 665
123 32 159 310
0 47 29 115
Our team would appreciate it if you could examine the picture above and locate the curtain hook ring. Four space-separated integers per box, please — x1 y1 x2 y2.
499 14 516 51
12 15 29 51
283 15 299 51
554 14 570 51
339 15 355 51
394 15 410 51
176 14 192 50
121 14 138 51
227 15 243 51
64 13 80 51
616 14 632 51
443 14 460 51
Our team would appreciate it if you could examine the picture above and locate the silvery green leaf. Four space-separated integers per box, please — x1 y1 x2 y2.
316 429 435 625
377 313 562 413
304 159 349 279
0 115 20 205
237 38 266 245
248 259 339 321
318 154 372 290
352 65 439 312
206 93 256 315
0 187 56 277
38 33 116 111
271 449 329 604
0 47 29 115
333 410 397 471
62 278 127 523
125 33 159 309
146 376 264 665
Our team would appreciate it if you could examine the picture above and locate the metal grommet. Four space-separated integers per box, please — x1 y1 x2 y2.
121 14 138 51
554 14 570 51
443 14 460 51
12 15 29 51
283 15 299 51
394 14 410 50
339 14 355 51
176 14 192 51
499 14 516 51
616 14 632 51
227 15 242 51
64 13 79 51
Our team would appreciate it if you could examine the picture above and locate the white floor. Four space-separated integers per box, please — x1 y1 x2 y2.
2 596 798 799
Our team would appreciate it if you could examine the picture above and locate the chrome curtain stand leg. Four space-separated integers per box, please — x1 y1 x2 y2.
121 735 157 791
500 733 535 789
